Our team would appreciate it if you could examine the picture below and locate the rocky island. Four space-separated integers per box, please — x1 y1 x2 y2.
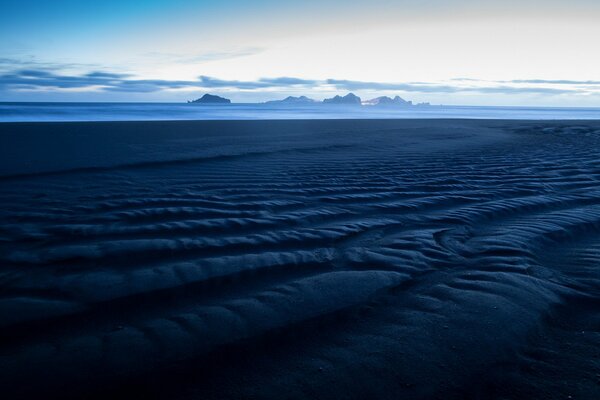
265 95 317 104
363 95 430 107
188 94 231 104
322 93 362 105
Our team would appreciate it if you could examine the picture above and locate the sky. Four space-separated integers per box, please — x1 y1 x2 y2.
1 0 600 106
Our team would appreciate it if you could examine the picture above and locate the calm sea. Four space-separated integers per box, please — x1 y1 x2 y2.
1 102 599 122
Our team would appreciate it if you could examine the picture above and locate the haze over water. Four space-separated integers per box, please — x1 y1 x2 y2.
2 103 600 122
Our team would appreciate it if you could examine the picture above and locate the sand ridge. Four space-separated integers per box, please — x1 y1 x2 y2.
0 120 599 399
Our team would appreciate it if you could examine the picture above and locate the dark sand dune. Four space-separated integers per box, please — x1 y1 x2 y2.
0 120 599 399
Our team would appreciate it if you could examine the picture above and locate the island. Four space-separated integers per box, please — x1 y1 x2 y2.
322 93 362 105
188 94 231 104
363 96 431 107
363 95 411 106
265 95 317 105
185 93 431 107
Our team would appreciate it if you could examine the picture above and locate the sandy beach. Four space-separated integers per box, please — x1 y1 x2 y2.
1 119 599 399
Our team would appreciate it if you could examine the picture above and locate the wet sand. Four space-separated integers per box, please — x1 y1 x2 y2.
0 119 599 399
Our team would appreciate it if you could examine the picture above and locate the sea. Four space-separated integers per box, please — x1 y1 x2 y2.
1 102 600 122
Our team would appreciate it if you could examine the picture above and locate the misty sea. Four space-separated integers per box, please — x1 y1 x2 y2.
1 102 600 122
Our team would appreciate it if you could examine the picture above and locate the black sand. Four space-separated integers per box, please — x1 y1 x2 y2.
0 119 599 399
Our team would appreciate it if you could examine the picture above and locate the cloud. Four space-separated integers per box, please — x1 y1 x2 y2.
326 79 460 93
0 69 135 90
142 47 265 64
84 71 132 79
452 77 600 87
0 66 593 97
197 76 273 90
0 57 101 73
259 77 318 86
325 79 576 95
506 79 600 85
471 86 574 95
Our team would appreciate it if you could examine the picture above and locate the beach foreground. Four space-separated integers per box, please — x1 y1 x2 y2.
1 119 599 399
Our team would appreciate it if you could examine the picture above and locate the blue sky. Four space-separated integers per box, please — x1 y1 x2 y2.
1 0 600 105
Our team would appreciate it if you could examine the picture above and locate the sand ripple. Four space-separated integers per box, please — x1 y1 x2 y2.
0 120 599 399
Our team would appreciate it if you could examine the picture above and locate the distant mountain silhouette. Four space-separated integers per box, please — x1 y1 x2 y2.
185 93 431 107
364 95 411 106
323 93 362 105
265 96 316 104
364 95 431 107
189 94 231 104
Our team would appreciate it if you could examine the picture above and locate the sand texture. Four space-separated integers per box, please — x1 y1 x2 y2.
0 119 599 399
